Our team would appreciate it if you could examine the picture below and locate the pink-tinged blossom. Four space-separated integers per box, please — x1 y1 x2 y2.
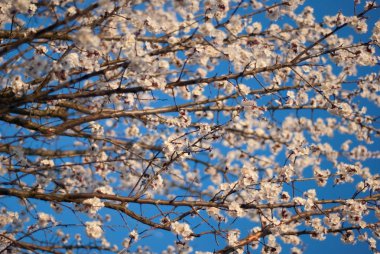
335 162 362 184
310 218 327 240
313 167 330 187
349 17 368 33
324 213 341 230
341 230 355 244
239 167 258 187
344 199 369 227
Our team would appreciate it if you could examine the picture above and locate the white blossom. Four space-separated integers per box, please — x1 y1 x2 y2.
85 221 103 239
83 197 105 216
227 229 240 246
38 213 56 228
95 186 114 195
171 221 193 241
228 201 245 217
75 28 101 50
0 0 379 252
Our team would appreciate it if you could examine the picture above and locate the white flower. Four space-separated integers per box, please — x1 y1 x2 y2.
198 123 211 134
122 238 130 249
237 84 250 96
83 197 104 216
158 60 170 70
286 91 296 106
260 182 281 202
89 122 104 136
75 27 100 50
350 17 368 33
227 229 240 245
303 189 317 200
341 140 352 151
11 75 28 96
324 213 341 230
279 165 294 182
343 199 368 227
95 186 114 195
171 221 193 240
125 125 140 137
310 218 326 240
239 167 258 186
293 197 306 205
40 159 55 167
66 6 77 16
25 56 49 78
38 212 55 228
252 22 262 33
228 201 245 217
152 175 164 190
192 85 204 97
372 20 380 45
335 163 361 184
129 229 138 241
61 53 80 69
241 99 257 112
313 167 330 187
0 211 18 227
85 221 103 239
290 247 302 254
368 237 376 250
206 207 224 222
12 0 35 13
341 230 355 244
199 22 215 36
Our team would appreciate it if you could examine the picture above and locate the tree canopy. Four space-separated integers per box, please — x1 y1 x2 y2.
0 0 379 253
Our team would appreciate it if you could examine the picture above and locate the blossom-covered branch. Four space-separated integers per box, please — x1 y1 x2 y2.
0 0 379 253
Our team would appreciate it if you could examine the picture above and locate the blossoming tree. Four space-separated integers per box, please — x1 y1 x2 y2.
0 0 379 253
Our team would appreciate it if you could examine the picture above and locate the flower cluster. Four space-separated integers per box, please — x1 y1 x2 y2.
82 197 105 216
85 221 103 239
0 0 379 253
171 221 194 241
343 199 369 228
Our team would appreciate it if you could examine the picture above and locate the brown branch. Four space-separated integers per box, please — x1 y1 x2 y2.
0 145 87 158
0 187 378 211
0 232 116 253
0 3 100 58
